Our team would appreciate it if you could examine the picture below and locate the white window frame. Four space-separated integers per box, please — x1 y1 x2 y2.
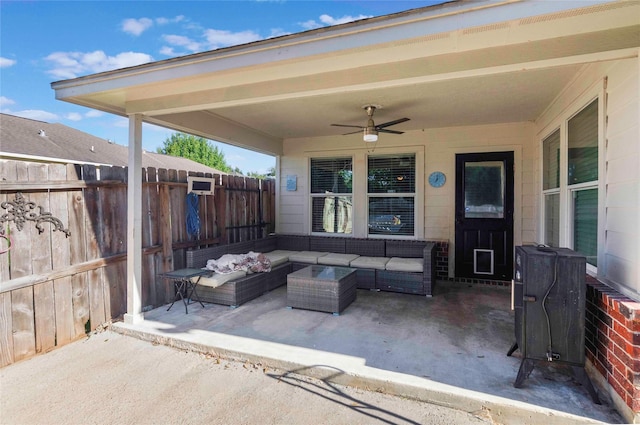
309 155 354 236
366 152 417 239
539 89 604 274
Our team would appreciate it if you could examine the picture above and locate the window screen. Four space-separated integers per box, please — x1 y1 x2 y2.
544 193 560 247
568 99 598 185
310 157 353 234
574 188 598 266
543 129 560 190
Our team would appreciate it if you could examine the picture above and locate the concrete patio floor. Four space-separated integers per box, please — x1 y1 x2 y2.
113 281 624 424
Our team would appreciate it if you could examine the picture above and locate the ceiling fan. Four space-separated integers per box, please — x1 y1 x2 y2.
331 105 410 142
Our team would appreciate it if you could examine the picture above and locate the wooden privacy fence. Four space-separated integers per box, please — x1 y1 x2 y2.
0 159 275 367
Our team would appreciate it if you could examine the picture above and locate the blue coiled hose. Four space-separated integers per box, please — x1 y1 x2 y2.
186 192 201 238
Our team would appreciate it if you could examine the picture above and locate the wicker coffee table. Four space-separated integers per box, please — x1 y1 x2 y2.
286 265 357 315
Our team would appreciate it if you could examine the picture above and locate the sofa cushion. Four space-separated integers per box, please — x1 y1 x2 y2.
288 251 328 264
349 256 390 270
317 253 360 267
263 250 297 267
191 270 247 288
385 257 423 273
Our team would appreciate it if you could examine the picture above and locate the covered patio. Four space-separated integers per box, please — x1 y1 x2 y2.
48 0 640 420
112 283 623 424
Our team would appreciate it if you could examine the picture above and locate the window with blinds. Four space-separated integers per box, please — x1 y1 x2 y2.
367 154 415 236
569 99 598 266
540 98 598 266
310 157 353 234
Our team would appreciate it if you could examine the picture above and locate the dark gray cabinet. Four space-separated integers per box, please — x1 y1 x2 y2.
507 245 599 403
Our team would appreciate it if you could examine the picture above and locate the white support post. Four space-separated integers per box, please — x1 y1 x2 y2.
124 114 144 324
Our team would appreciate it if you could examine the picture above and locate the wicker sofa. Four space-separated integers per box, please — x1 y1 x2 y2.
185 234 437 307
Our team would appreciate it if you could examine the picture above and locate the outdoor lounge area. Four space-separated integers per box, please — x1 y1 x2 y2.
185 234 437 308
112 282 624 424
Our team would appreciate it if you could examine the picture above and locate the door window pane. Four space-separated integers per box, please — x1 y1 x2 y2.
568 99 598 185
543 129 560 190
544 193 560 247
464 161 504 218
574 188 598 266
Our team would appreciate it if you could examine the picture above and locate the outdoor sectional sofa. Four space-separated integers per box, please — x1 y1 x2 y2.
185 234 437 308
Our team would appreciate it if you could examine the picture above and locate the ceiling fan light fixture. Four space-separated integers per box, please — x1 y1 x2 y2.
363 127 378 142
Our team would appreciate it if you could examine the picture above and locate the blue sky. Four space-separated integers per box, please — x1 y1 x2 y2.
1 0 443 174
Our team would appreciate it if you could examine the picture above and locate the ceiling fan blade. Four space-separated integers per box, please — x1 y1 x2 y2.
341 129 363 135
331 124 364 129
375 117 410 129
378 129 404 135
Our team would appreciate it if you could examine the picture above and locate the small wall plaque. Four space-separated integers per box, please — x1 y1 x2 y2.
286 175 297 191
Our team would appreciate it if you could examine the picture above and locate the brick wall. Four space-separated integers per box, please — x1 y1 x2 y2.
585 276 640 418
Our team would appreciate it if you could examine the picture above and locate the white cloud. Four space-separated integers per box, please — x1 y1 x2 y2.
156 15 185 25
0 96 15 107
122 17 153 36
203 29 262 49
10 109 60 122
299 20 321 30
0 57 16 68
320 14 370 25
300 14 371 30
268 28 290 38
159 46 176 57
45 50 153 79
85 110 103 118
162 34 202 53
65 112 83 121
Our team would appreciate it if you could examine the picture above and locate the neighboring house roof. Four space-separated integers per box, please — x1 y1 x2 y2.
0 113 225 175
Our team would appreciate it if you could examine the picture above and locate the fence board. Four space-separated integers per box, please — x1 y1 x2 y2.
87 267 106 330
104 260 126 320
67 164 87 265
106 166 127 255
84 184 101 260
0 292 14 366
53 276 74 346
72 272 90 336
0 161 17 282
27 163 52 275
11 286 36 361
34 281 56 353
49 164 71 270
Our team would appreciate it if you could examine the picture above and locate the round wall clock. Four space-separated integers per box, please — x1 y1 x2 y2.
428 171 446 188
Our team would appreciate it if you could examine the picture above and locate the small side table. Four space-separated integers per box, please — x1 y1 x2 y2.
159 268 209 314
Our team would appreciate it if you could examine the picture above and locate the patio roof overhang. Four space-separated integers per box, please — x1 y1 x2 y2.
51 0 640 157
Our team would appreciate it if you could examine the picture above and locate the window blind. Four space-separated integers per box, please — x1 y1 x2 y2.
568 99 598 185
543 129 560 190
574 188 598 266
310 157 353 234
544 193 560 247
